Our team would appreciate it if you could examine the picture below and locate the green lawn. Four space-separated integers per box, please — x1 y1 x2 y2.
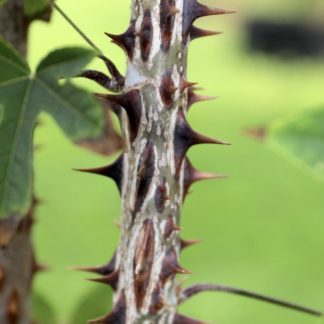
29 0 324 323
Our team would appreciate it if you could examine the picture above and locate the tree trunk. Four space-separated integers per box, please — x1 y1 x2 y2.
88 1 229 323
0 0 28 57
0 2 34 323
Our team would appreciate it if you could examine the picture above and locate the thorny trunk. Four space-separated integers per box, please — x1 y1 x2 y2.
86 1 230 323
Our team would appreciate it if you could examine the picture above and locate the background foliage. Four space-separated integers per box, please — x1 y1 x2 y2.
22 0 324 323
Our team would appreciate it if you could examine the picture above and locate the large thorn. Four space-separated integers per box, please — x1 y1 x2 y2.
190 25 222 41
180 238 201 251
173 313 205 324
97 89 142 142
188 88 217 109
160 72 177 109
89 293 126 323
74 155 123 194
72 253 116 276
183 158 226 198
88 270 119 291
174 107 229 173
179 77 198 93
183 0 235 40
164 216 182 239
160 248 191 285
105 22 136 59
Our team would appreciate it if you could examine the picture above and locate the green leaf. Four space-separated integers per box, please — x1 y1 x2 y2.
267 107 324 178
0 37 103 218
70 286 112 324
24 0 49 17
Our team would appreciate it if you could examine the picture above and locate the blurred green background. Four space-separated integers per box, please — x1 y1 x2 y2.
28 0 324 323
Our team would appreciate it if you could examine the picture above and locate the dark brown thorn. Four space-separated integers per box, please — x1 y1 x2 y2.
155 180 169 213
180 239 202 251
182 0 235 41
88 270 119 291
105 22 136 59
164 216 182 239
89 292 126 323
179 77 198 93
160 248 191 285
178 284 323 317
31 253 47 276
174 107 229 173
173 313 205 324
188 88 217 109
160 72 177 109
183 158 226 198
149 283 164 313
74 155 123 193
71 253 116 276
190 25 222 41
79 70 114 90
100 89 142 142
98 55 125 89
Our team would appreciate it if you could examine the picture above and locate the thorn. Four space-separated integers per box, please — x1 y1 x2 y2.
160 72 177 109
190 25 222 41
164 216 182 239
183 158 226 198
89 293 126 324
183 0 235 40
105 22 136 59
180 239 202 250
173 313 205 324
88 270 119 291
174 108 230 173
160 248 191 284
71 253 116 276
180 77 198 92
99 89 142 142
188 88 217 109
74 155 123 193
155 180 169 213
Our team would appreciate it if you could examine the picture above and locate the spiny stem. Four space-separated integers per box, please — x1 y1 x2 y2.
49 0 102 54
179 284 323 317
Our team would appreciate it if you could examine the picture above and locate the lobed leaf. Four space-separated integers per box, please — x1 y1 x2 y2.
0 37 104 218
